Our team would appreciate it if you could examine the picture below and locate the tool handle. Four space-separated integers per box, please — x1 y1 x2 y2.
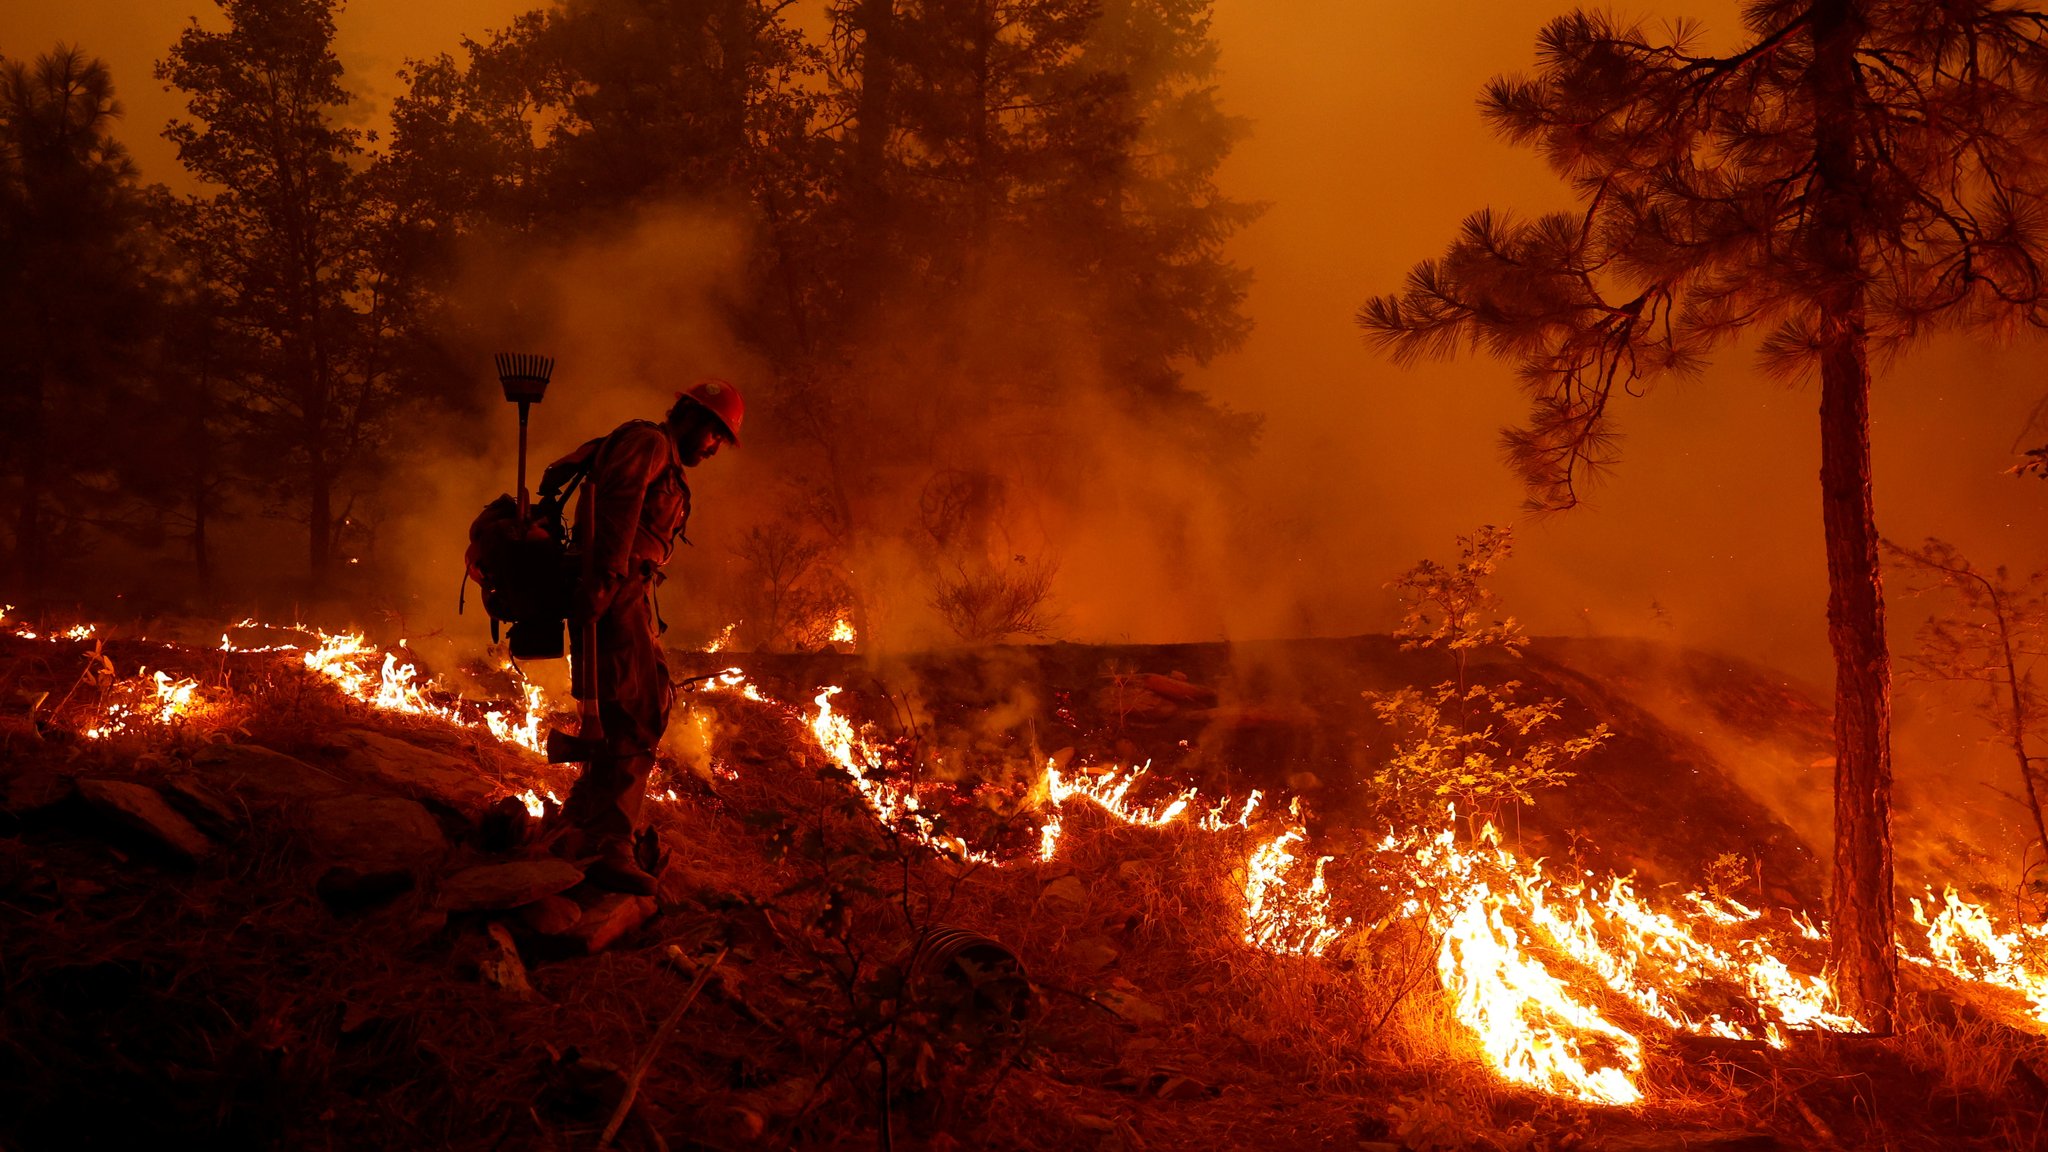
581 617 605 742
516 401 532 522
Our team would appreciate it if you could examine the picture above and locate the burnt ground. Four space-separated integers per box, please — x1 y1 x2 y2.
1 629 2045 1151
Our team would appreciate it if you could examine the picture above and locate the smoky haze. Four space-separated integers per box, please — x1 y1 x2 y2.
14 0 2048 870
24 0 2047 660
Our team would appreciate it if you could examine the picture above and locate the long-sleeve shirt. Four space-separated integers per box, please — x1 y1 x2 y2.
575 419 690 617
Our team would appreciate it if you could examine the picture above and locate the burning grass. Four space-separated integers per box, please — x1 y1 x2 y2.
7 613 2048 1148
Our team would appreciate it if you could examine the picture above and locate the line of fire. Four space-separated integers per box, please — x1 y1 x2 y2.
6 1 2048 1149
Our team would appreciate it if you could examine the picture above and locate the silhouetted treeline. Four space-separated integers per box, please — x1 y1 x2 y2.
0 0 1259 625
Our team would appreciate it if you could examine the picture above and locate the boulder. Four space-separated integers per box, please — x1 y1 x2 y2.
188 744 343 806
436 859 585 911
297 795 448 875
76 779 214 862
317 729 497 814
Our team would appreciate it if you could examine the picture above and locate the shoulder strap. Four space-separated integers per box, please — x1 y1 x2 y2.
538 435 607 506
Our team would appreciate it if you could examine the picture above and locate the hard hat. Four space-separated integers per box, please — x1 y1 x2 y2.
680 377 743 445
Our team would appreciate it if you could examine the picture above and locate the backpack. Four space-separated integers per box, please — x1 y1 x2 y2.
461 435 606 659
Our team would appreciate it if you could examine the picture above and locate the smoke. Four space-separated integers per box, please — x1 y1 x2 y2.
29 0 2048 891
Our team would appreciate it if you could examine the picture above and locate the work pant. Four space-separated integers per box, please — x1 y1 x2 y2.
564 575 673 843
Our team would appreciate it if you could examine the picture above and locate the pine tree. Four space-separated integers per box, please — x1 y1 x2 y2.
1362 1 2048 1032
0 46 157 593
159 0 411 591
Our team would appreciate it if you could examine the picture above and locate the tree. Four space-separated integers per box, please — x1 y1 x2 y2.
159 0 412 591
387 0 1259 640
113 204 249 597
0 46 157 593
1888 538 2048 903
1366 528 1609 829
1361 0 2048 1033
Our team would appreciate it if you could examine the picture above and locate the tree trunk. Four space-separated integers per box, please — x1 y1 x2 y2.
309 467 332 592
192 488 213 597
1818 318 1896 1034
15 366 50 594
1810 0 1895 1034
853 0 896 206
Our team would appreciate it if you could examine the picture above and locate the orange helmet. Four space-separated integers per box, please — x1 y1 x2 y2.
680 377 744 445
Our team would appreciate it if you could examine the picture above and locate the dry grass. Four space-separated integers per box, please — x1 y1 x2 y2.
10 639 2048 1149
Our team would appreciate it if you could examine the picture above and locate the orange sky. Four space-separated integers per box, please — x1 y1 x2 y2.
9 0 2047 682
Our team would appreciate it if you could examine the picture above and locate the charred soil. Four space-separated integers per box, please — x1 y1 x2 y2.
0 631 2043 1151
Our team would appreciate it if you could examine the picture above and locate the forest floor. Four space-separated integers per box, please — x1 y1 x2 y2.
0 625 2044 1151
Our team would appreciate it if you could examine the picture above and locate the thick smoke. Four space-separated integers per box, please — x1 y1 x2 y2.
22 0 2048 894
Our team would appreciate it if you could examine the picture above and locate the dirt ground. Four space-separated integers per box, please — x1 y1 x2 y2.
2 630 2045 1151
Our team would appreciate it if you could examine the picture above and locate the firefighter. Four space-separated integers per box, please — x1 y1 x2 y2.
560 378 743 894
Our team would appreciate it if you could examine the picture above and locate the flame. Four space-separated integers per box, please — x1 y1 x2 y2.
83 669 212 739
517 787 558 819
222 624 556 759
1433 872 1646 1105
829 617 857 644
1243 828 1349 957
704 622 738 654
1908 887 2048 1025
806 686 987 862
49 616 2048 1112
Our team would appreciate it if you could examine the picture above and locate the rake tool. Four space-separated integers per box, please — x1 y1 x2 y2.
494 352 554 522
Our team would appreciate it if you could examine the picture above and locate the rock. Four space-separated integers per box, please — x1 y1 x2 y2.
161 773 239 836
565 892 657 954
189 743 343 805
1039 874 1090 918
317 729 497 814
477 795 534 852
1598 1133 1778 1152
317 866 416 910
1068 935 1120 970
436 859 585 911
1141 673 1217 708
1093 986 1165 1025
1097 684 1179 725
1 770 74 817
75 779 214 862
655 860 711 906
297 795 448 875
518 894 583 935
467 922 533 999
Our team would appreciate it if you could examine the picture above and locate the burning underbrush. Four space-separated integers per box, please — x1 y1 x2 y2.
2 612 2048 1148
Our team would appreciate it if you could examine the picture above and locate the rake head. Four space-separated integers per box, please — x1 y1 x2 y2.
494 352 554 404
